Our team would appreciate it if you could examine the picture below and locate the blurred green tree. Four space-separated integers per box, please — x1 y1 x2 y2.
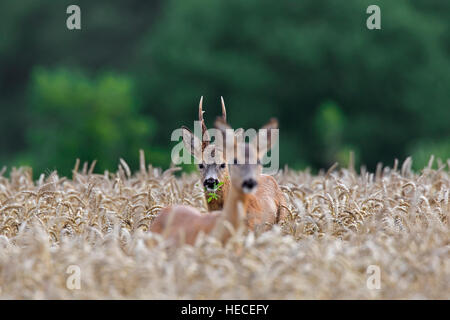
136 0 450 170
0 0 162 169
409 139 450 170
19 68 156 176
0 0 449 174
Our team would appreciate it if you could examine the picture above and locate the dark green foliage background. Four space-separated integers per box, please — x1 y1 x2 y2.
0 0 449 176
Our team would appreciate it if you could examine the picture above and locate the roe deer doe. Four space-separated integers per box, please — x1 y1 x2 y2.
214 117 288 232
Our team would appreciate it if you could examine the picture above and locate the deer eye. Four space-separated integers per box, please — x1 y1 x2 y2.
220 163 226 169
198 164 204 169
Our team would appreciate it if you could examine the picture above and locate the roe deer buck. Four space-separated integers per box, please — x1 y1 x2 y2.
150 118 283 245
214 117 288 232
181 96 230 211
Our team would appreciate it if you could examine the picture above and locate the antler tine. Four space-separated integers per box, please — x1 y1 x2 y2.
198 96 204 122
220 96 227 122
198 96 210 149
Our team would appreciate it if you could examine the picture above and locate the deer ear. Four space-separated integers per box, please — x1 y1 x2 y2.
214 116 232 143
214 116 232 133
257 118 279 158
181 126 203 160
261 118 278 131
214 117 236 160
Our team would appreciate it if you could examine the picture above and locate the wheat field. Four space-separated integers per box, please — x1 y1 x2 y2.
0 152 448 299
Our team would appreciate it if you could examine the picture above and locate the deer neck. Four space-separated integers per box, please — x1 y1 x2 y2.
223 184 249 227
212 182 249 243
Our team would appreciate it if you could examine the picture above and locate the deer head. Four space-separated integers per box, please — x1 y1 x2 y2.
182 97 230 192
215 117 279 194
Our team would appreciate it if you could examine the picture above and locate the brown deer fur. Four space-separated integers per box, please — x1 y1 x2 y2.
214 117 288 231
150 116 288 245
149 181 245 245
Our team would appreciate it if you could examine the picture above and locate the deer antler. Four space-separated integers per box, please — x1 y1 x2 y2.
199 96 210 150
214 102 233 157
220 96 227 122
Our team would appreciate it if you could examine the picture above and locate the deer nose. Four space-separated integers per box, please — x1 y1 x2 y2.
242 179 257 192
204 178 219 189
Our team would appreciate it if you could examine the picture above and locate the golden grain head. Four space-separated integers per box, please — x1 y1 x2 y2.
0 155 448 299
